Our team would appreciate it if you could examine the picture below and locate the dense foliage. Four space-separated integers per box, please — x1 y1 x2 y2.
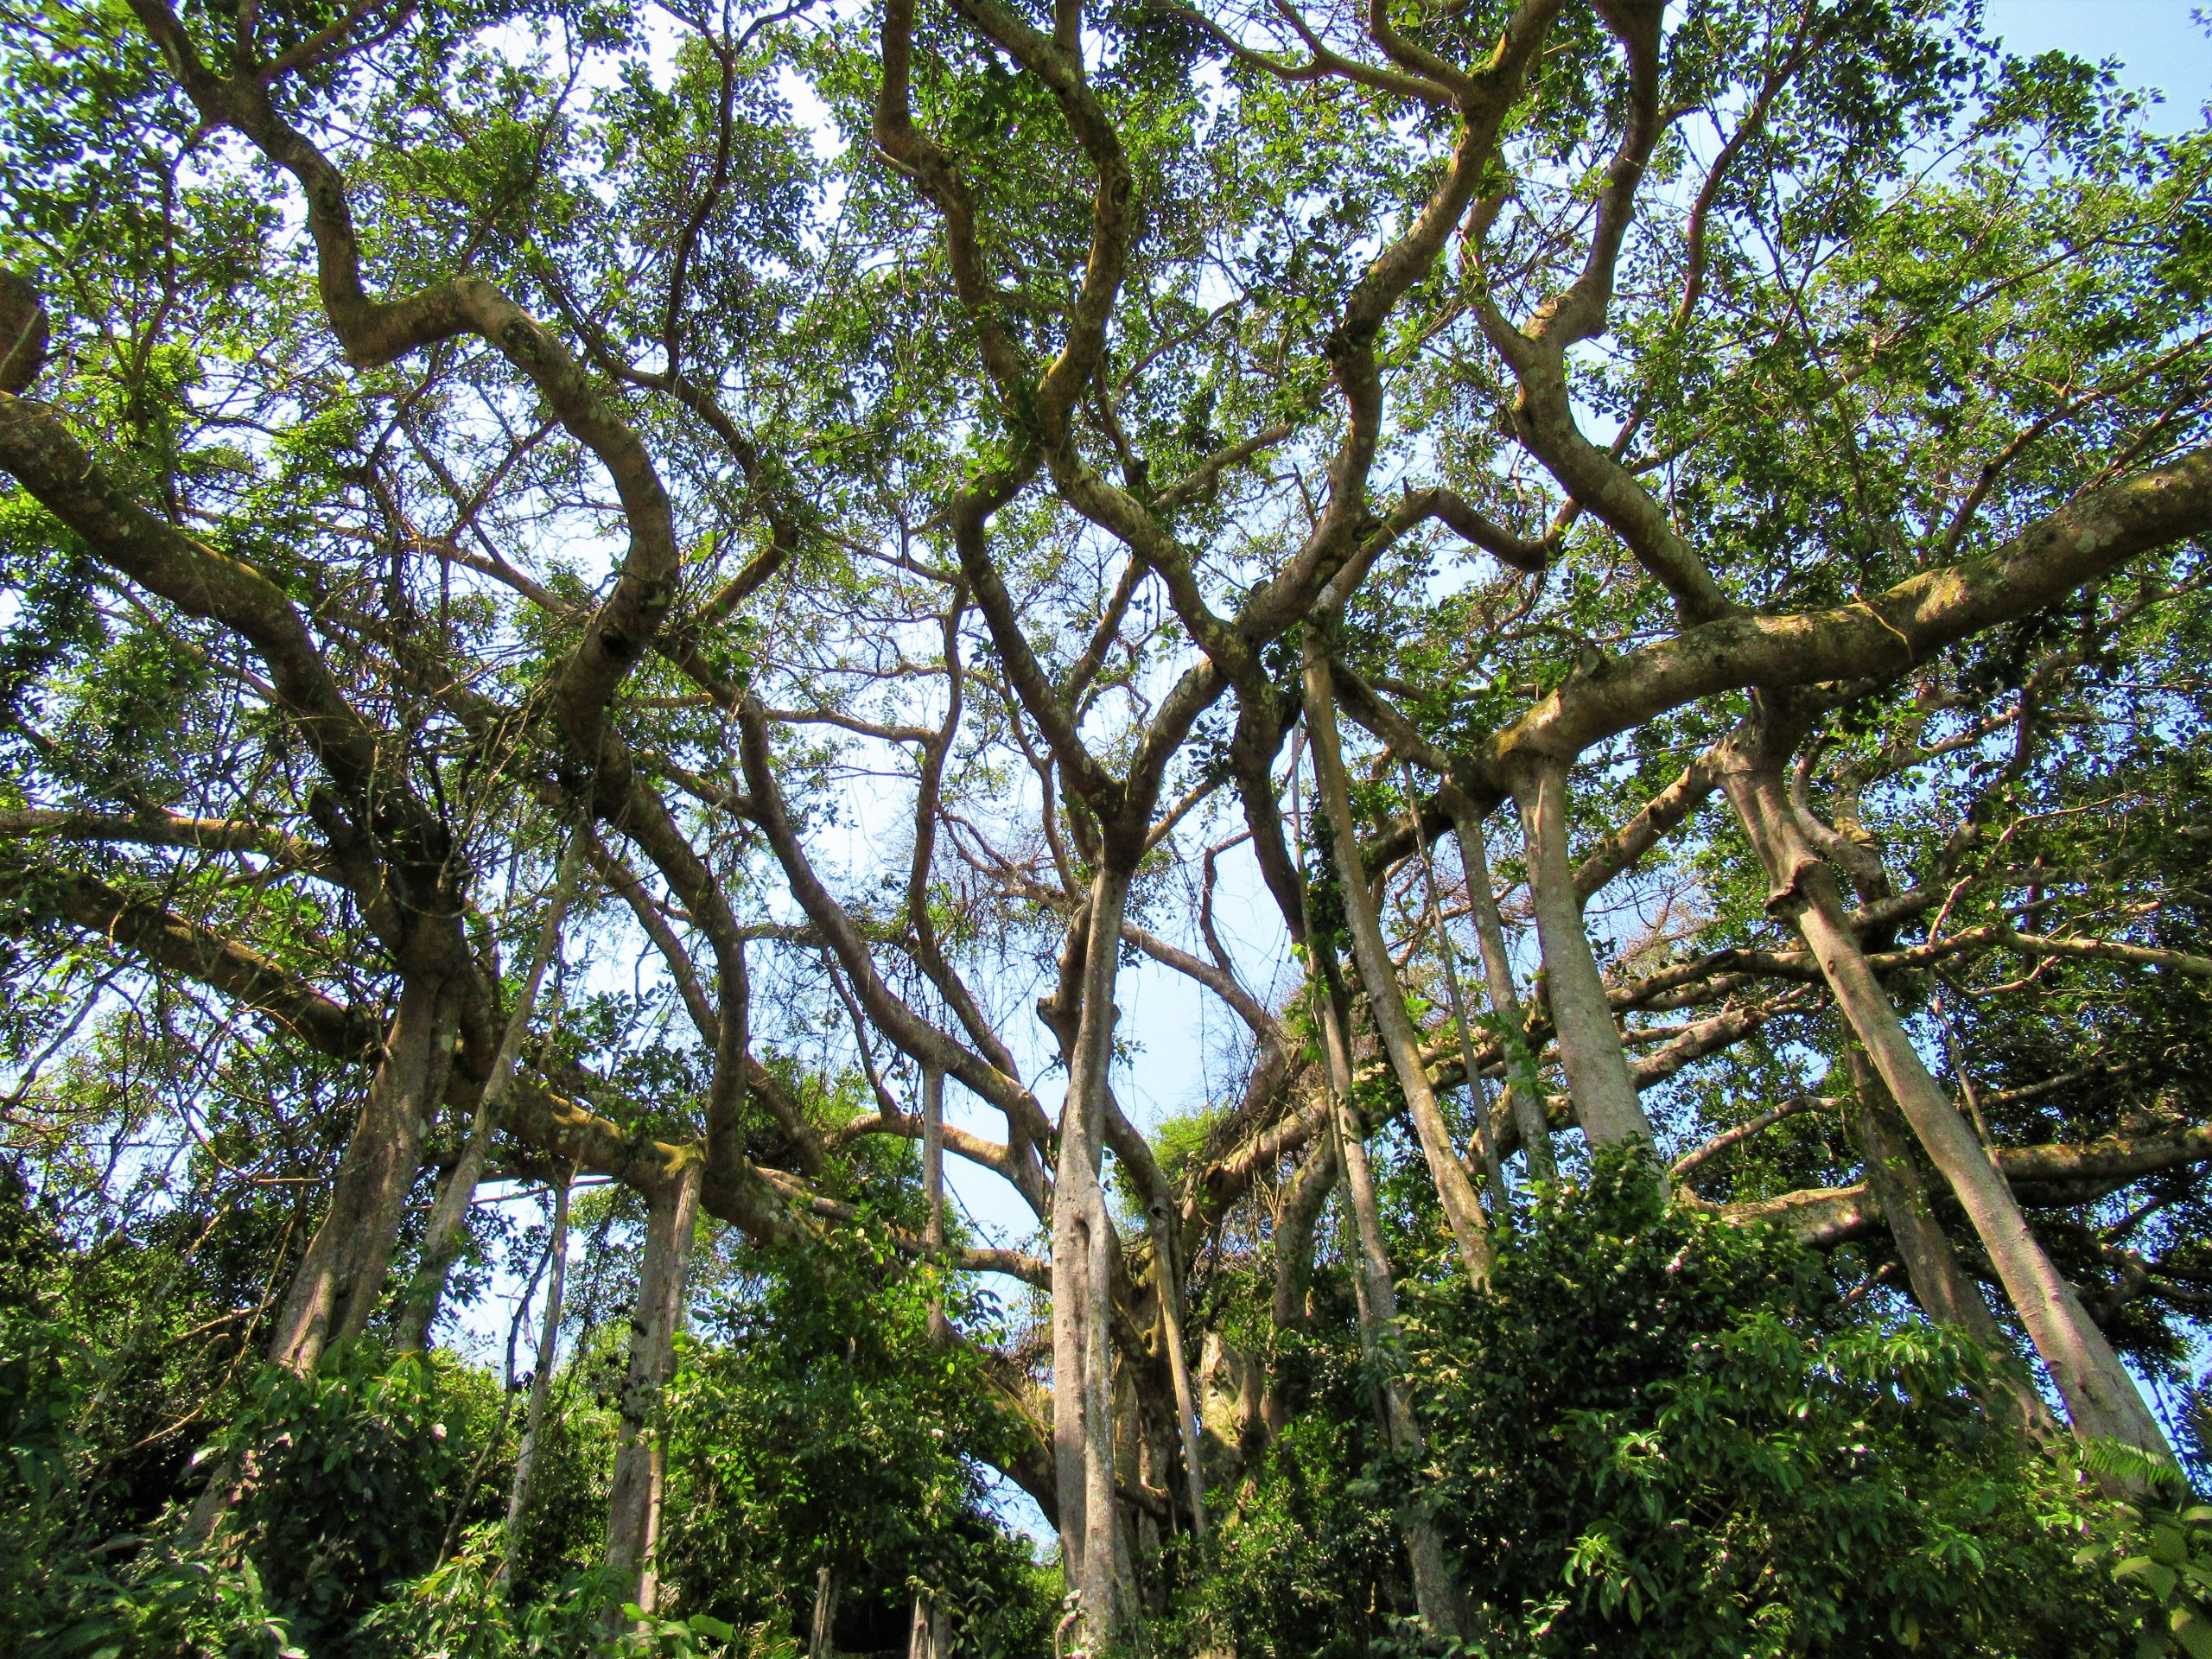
1407 1159 2116 1655
1179 1155 2130 1657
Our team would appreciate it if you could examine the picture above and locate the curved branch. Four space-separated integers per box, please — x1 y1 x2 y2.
0 861 376 1058
0 808 334 878
1470 444 2212 781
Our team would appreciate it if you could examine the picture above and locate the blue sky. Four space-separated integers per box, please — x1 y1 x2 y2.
1986 2 2209 131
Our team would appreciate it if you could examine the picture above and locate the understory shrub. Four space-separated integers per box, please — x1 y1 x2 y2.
1173 1152 2131 1657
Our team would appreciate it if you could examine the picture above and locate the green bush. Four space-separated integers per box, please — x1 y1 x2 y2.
1171 1152 2128 1656
0 1306 303 1657
353 1522 661 1659
40 1552 307 1659
1163 1362 1401 1659
2075 1442 2212 1658
658 1229 1056 1652
207 1342 511 1654
1403 1152 2125 1656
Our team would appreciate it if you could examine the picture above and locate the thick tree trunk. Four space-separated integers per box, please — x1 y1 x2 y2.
1304 648 1492 1287
1052 862 1134 1647
186 969 461 1543
1449 796 1558 1184
1510 757 1655 1149
268 970 459 1373
810 1564 841 1659
501 1165 571 1580
605 1157 704 1618
1723 749 2170 1459
397 830 587 1351
906 1592 946 1659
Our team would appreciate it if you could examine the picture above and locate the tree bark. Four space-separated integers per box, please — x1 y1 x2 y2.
502 1165 571 1581
1510 756 1655 1149
1722 740 2170 1460
397 829 588 1351
1303 646 1492 1287
1403 765 1510 1214
906 1592 946 1659
268 971 459 1373
810 1564 841 1659
1447 792 1559 1183
605 1155 704 1618
922 1061 951 1344
1051 862 1134 1647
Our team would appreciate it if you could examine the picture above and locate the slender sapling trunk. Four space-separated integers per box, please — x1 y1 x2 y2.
1303 646 1492 1287
1448 794 1559 1183
502 1164 572 1580
605 1156 704 1618
1402 764 1510 1213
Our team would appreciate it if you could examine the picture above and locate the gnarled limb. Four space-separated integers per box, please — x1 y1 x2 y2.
1466 445 2212 791
1573 747 1724 902
0 807 335 878
0 861 377 1060
736 696 1046 1142
121 3 680 757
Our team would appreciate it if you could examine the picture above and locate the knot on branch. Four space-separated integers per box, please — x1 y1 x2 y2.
501 317 544 363
0 270 49 396
1763 849 1824 918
